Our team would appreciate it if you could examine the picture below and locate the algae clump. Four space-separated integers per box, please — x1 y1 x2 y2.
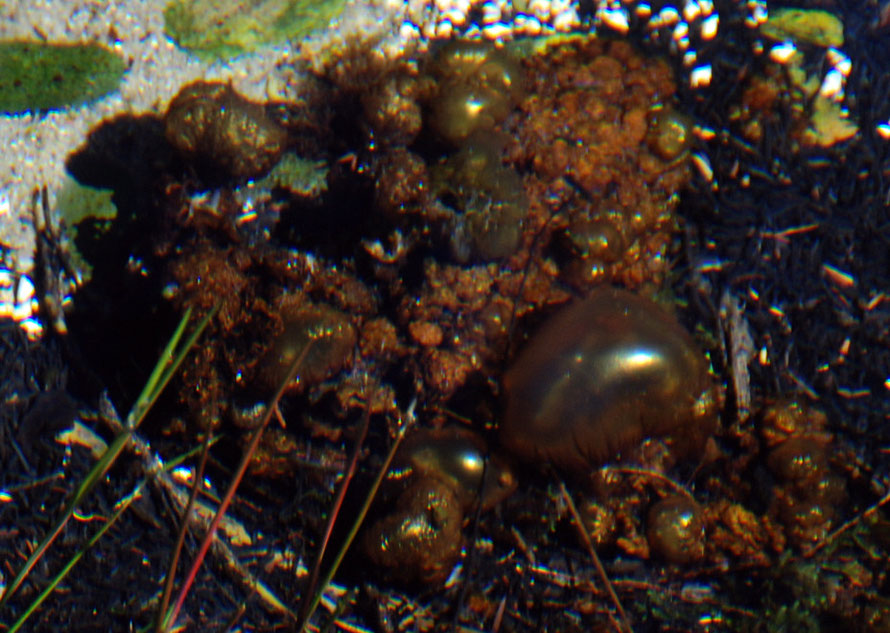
255 153 329 196
55 176 118 284
56 176 117 227
164 0 347 60
0 40 127 115
761 8 844 48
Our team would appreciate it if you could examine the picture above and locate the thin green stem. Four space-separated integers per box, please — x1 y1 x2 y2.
298 413 413 632
7 482 146 633
162 340 314 631
0 305 216 616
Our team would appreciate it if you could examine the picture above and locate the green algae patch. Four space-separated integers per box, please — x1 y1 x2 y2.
255 153 329 196
0 40 127 115
761 8 844 48
785 52 859 148
163 0 347 61
57 176 117 227
55 176 119 284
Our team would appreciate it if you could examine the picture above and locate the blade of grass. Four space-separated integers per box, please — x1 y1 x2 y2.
162 340 315 631
297 398 373 626
6 481 147 633
127 306 194 427
297 404 415 632
129 305 220 429
7 436 217 633
558 479 631 633
0 305 216 612
155 430 213 633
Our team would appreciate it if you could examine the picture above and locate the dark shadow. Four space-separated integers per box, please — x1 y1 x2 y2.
62 113 179 413
66 113 179 193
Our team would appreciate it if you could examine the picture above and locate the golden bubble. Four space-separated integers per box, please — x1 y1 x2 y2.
361 478 464 585
164 80 287 180
646 496 705 564
647 107 694 162
501 286 716 473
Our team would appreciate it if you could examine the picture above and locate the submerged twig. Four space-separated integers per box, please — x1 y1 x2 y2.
163 339 315 630
603 466 695 501
297 393 373 626
804 483 890 558
558 479 632 633
0 305 215 618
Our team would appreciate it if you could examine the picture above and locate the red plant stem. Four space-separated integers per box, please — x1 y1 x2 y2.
297 399 372 628
156 430 212 633
164 342 313 630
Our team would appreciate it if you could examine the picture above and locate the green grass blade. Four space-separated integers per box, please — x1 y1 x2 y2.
6 435 215 633
127 306 193 427
298 417 413 631
7 482 146 633
129 304 219 430
0 306 215 612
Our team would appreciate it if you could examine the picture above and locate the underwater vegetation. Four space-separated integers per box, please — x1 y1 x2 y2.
163 0 348 60
15 1 890 628
761 7 845 47
164 80 288 181
48 33 825 628
0 40 127 114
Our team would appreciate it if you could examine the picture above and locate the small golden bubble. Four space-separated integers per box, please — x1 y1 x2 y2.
257 302 356 393
362 427 516 585
389 426 516 512
647 107 694 162
767 436 827 484
647 496 705 564
361 478 464 585
427 41 523 146
566 218 626 263
760 399 829 447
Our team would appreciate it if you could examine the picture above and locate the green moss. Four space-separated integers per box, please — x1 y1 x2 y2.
761 8 844 48
55 176 118 284
0 40 127 114
56 176 118 227
254 153 328 196
163 0 347 61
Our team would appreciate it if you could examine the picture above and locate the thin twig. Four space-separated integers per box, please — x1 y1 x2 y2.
164 340 314 630
804 484 890 558
298 396 373 626
156 430 213 632
558 479 632 633
603 466 695 500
